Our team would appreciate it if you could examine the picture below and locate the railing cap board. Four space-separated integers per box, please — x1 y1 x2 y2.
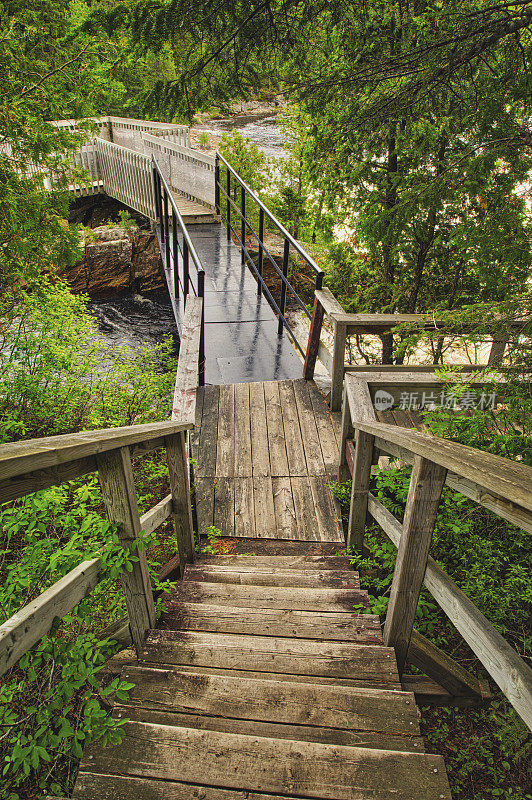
0 420 192 483
350 418 532 512
144 132 215 166
172 297 203 425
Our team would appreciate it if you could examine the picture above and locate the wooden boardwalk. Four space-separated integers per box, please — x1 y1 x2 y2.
74 554 452 799
192 379 344 541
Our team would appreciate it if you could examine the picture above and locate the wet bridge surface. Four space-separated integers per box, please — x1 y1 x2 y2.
161 221 303 385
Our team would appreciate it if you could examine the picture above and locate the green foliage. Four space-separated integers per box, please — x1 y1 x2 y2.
219 130 269 194
0 278 176 442
196 525 223 555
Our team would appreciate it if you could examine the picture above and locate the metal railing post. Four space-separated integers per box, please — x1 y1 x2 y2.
278 239 290 336
183 239 190 299
198 270 205 387
172 207 179 299
215 154 220 215
257 208 264 296
226 167 231 240
241 186 246 264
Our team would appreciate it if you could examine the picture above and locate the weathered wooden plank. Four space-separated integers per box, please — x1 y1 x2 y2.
264 381 290 477
194 476 215 535
216 384 235 477
368 492 532 730
291 477 320 541
139 494 173 535
193 555 351 570
80 723 451 799
142 630 399 684
234 477 255 537
182 566 359 589
119 666 421 735
172 581 369 612
112 706 425 752
0 419 191 484
161 602 379 642
330 321 347 412
272 477 298 540
189 385 204 456
293 379 326 475
195 385 219 477
166 432 195 569
308 477 343 543
0 558 101 677
314 287 346 318
97 447 156 654
213 476 234 536
275 381 304 475
234 382 252 477
307 382 339 475
252 476 277 538
383 456 447 674
249 382 270 476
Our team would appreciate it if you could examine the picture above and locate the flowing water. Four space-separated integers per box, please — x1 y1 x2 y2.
192 112 287 158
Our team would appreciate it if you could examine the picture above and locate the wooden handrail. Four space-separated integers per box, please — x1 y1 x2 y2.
341 372 532 730
305 287 529 410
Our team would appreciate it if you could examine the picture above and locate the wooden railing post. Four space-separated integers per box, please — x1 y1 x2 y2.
338 386 353 483
383 455 447 675
97 446 156 655
330 319 347 411
346 431 374 551
165 432 195 575
303 295 325 381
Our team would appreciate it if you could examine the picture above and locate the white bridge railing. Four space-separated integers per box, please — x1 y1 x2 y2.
8 116 213 215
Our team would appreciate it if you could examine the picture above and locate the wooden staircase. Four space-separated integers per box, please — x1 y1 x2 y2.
73 554 452 799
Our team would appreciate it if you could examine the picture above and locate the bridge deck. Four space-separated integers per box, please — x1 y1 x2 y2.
161 222 303 385
192 379 344 541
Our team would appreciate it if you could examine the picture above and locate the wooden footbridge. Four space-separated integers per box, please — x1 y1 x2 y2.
1 117 531 799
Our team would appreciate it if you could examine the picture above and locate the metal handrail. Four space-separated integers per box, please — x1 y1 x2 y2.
215 152 324 351
152 156 205 386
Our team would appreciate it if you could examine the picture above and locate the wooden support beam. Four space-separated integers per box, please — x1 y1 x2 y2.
346 431 374 552
303 295 325 381
408 629 485 698
165 432 195 574
338 387 354 483
488 336 508 365
330 320 347 412
402 675 491 707
383 456 447 674
97 447 156 655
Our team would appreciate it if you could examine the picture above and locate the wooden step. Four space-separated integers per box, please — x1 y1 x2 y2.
195 555 351 570
141 630 400 686
183 565 360 589
116 704 425 752
174 581 368 611
77 723 452 799
117 666 422 736
162 601 381 642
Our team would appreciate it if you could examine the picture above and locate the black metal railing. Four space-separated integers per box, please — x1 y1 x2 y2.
152 157 205 386
215 152 324 357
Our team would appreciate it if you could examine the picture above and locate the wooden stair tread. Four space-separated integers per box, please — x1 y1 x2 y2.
115 705 425 752
183 564 360 588
195 554 351 570
161 601 381 642
141 630 401 686
174 581 369 611
78 722 451 799
117 665 421 736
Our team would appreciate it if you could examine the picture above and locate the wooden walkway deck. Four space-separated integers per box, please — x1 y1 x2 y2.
74 554 452 799
191 379 344 541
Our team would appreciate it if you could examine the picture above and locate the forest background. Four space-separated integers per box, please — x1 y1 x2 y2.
0 0 531 797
